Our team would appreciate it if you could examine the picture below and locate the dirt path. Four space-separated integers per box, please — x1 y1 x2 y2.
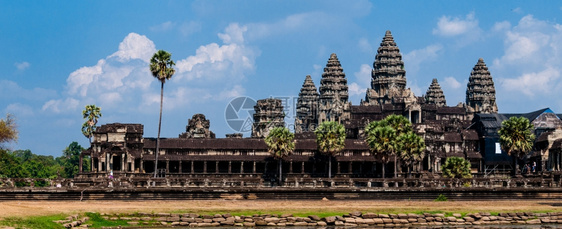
1 200 561 219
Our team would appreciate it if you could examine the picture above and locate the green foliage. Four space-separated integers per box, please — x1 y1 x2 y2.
150 50 176 83
84 212 130 227
0 142 86 179
82 104 102 144
314 121 346 157
434 194 448 202
0 215 65 229
0 113 18 148
365 124 396 163
57 142 87 178
498 116 535 158
265 127 295 160
441 157 473 178
397 132 426 168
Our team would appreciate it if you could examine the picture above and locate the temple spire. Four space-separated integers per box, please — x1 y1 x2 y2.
466 58 498 113
364 30 407 105
318 53 350 123
295 75 319 133
425 78 446 107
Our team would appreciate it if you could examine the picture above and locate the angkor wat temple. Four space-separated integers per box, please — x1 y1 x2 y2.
79 31 562 181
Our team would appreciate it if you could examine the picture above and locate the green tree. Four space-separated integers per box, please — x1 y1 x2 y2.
0 114 18 148
265 127 295 185
498 116 535 176
57 142 86 178
384 114 413 136
150 50 176 178
441 156 472 178
398 132 426 177
365 123 396 178
82 104 102 145
315 121 346 178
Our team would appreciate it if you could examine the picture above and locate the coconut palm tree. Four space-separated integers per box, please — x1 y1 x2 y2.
397 132 425 177
365 122 396 178
150 50 176 178
384 114 413 136
265 127 295 185
498 116 535 176
314 121 345 178
81 104 102 145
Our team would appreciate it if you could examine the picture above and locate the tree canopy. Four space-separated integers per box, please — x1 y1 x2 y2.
82 104 102 145
0 114 18 148
315 121 346 178
498 116 535 158
441 156 472 179
265 127 295 160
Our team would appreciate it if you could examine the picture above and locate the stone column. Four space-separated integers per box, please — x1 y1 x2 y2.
79 155 83 173
349 162 352 174
241 162 244 174
289 161 293 174
301 162 305 174
166 160 170 173
228 161 232 174
121 153 125 172
337 162 341 174
203 161 207 173
179 161 182 174
215 161 219 174
191 161 194 174
253 161 256 174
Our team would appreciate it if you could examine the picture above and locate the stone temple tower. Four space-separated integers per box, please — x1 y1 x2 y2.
364 30 409 105
318 53 351 123
251 98 285 138
466 58 498 114
425 78 447 107
295 75 319 133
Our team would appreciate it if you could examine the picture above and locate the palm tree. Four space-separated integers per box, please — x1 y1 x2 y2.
150 50 176 178
314 121 345 178
383 114 413 177
498 116 535 176
365 122 396 178
397 132 425 177
441 156 472 178
265 127 295 185
81 104 102 145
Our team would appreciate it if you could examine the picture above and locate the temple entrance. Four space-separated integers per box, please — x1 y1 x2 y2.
112 155 122 171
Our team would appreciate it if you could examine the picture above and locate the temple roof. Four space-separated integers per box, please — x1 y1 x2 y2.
425 78 446 107
466 58 498 113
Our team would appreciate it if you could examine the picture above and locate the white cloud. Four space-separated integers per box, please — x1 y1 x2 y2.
492 15 562 102
175 23 258 82
14 62 30 71
492 21 511 33
44 25 259 116
6 103 34 117
433 12 479 37
349 64 371 97
150 21 175 32
180 21 202 37
502 67 560 97
108 33 156 63
403 44 443 74
443 77 462 89
42 98 79 113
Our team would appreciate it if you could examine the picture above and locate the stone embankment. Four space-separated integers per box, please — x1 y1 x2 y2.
59 211 562 228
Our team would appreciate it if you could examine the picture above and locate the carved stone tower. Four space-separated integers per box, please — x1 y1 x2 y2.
251 98 285 138
318 53 350 123
466 58 498 114
179 114 215 139
295 75 319 133
425 78 447 107
364 30 408 105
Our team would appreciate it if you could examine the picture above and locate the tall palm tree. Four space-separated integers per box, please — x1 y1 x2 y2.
498 116 535 176
397 132 425 177
150 50 175 178
383 114 413 177
365 122 396 178
314 121 345 178
81 104 102 145
265 127 295 185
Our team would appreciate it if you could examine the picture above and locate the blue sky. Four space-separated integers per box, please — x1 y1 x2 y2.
1 1 562 156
